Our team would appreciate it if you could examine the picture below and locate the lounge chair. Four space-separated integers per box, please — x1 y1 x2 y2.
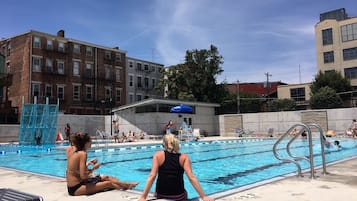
0 188 43 201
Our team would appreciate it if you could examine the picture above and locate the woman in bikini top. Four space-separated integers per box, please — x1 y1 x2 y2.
66 132 138 196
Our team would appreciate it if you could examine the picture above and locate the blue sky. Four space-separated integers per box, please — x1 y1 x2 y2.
1 0 356 84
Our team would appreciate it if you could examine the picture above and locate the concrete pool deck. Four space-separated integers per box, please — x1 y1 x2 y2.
1 137 357 201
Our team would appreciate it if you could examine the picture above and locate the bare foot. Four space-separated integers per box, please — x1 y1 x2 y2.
121 182 139 190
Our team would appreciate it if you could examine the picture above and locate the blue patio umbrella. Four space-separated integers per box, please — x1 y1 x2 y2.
170 104 193 113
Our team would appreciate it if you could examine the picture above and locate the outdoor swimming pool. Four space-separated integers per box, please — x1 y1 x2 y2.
1 138 357 200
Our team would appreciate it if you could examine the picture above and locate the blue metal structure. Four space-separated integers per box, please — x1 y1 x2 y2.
19 103 59 145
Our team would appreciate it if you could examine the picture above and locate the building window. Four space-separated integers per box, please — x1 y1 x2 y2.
137 76 142 88
115 88 121 102
73 61 80 76
105 51 111 59
144 64 149 71
290 87 305 101
136 94 142 101
152 78 156 88
115 53 121 62
45 85 52 98
57 85 64 100
136 63 142 70
129 93 134 103
105 86 112 100
144 77 149 88
85 63 93 77
32 57 41 72
33 37 41 48
105 65 111 80
73 44 80 54
86 46 93 56
323 51 334 63
58 42 65 52
129 75 133 87
47 39 53 50
343 47 357 61
115 68 121 82
57 60 65 74
344 67 357 79
341 23 357 42
129 61 133 68
85 85 93 101
151 65 155 72
32 83 40 97
45 58 53 72
73 84 81 101
322 28 333 45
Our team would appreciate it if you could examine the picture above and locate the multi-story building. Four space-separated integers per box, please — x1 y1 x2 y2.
315 8 357 88
277 83 311 110
0 30 127 115
126 57 163 104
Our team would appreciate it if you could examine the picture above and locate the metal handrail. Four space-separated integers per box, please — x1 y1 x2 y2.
272 124 304 177
307 123 327 175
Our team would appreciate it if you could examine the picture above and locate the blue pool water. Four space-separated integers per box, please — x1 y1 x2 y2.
1 138 357 199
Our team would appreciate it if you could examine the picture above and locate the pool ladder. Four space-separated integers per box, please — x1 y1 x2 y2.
273 123 327 178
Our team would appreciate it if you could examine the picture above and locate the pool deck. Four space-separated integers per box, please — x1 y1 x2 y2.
1 137 357 201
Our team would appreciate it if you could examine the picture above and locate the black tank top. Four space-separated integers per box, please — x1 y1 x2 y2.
156 151 185 196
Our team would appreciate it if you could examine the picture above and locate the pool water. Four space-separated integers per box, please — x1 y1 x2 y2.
1 138 357 199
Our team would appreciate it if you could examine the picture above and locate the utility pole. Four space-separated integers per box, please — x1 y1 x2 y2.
237 80 240 114
265 72 272 111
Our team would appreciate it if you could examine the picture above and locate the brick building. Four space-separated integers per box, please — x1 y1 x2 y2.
0 30 128 115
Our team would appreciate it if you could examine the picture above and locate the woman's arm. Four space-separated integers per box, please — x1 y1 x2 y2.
138 151 161 201
181 154 214 201
79 152 90 180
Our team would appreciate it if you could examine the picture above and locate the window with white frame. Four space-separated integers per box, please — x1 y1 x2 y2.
115 88 121 102
105 65 111 79
57 85 64 100
73 61 80 76
32 83 40 97
129 93 134 103
144 77 149 88
33 37 41 48
86 46 93 56
115 68 121 82
85 63 93 77
137 76 142 87
115 53 121 62
47 39 53 50
57 60 65 74
85 85 93 101
73 44 80 54
129 61 133 68
45 58 53 72
152 78 156 89
58 42 65 52
105 51 111 59
32 56 41 72
45 85 52 98
129 75 133 87
73 84 81 101
105 86 112 100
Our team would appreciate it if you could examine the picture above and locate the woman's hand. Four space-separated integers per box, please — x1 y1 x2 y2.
202 196 215 201
137 197 146 201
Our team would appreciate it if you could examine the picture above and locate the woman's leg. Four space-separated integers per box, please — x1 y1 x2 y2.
101 175 138 190
74 181 115 195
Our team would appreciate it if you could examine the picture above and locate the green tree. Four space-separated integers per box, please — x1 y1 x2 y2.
157 45 224 103
310 86 343 109
268 99 296 112
310 71 352 108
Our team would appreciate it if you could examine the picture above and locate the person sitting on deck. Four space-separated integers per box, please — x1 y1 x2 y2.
66 132 138 196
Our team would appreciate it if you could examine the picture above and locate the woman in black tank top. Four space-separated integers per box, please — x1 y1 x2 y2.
138 134 214 201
